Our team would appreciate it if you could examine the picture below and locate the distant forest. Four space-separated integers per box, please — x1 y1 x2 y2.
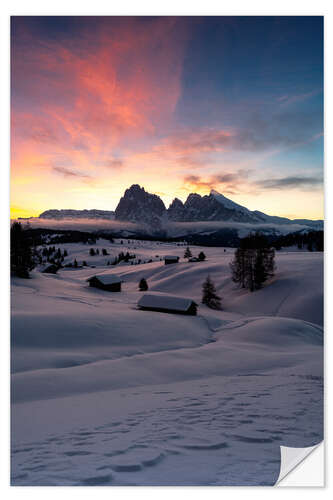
15 226 324 251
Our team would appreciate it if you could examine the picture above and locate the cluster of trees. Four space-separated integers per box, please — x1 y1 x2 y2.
42 246 67 259
63 259 88 268
200 232 276 309
272 230 323 252
11 223 75 277
230 232 275 292
89 247 99 256
89 247 112 256
10 222 36 278
113 251 136 264
90 248 136 264
40 247 69 269
184 247 206 261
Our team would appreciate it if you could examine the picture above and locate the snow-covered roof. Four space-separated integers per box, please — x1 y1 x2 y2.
164 255 179 260
87 273 122 285
138 293 196 311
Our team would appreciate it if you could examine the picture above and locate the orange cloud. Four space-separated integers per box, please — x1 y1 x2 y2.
182 170 254 196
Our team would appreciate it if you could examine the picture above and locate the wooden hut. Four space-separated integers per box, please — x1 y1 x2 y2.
138 293 197 316
164 255 180 265
86 273 122 292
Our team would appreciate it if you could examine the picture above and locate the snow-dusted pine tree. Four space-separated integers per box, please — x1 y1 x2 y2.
202 275 222 310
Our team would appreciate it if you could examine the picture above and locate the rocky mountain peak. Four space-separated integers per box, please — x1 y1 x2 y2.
167 198 186 221
115 184 166 225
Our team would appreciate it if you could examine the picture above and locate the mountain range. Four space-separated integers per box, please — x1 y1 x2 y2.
37 184 322 230
113 184 322 228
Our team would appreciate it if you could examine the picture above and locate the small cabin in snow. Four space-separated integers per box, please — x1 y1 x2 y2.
138 293 197 316
164 255 179 265
86 273 122 292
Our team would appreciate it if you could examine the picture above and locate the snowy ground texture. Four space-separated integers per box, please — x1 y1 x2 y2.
11 240 323 486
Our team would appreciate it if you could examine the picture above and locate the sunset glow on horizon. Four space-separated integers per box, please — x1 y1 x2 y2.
11 16 324 220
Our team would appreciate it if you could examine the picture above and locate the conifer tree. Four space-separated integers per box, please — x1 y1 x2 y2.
202 275 222 310
198 251 206 261
139 278 148 291
230 248 247 288
184 247 192 259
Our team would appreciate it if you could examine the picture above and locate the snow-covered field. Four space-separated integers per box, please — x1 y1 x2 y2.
11 240 323 486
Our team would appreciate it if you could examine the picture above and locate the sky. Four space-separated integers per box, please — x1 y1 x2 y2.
11 16 324 220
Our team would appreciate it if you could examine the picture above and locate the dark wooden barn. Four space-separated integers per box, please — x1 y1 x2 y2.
164 255 180 265
138 293 197 316
86 273 122 292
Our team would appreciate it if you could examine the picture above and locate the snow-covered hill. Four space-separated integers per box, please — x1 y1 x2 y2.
11 241 323 485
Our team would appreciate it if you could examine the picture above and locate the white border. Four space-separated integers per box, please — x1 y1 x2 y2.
1 1 331 498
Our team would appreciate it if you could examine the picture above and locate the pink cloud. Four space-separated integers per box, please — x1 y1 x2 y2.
11 18 190 178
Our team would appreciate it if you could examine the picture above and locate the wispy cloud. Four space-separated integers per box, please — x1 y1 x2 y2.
148 109 322 171
256 175 323 190
105 159 124 169
277 89 321 107
52 166 93 179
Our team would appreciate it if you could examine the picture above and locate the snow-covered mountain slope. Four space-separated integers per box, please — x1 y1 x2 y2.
210 189 257 217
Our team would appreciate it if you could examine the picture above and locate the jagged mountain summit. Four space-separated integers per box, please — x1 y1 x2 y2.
167 191 267 223
115 184 166 226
